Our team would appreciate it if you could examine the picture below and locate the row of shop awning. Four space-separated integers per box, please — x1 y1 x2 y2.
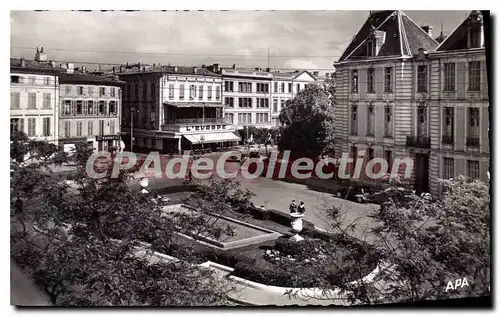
183 132 241 145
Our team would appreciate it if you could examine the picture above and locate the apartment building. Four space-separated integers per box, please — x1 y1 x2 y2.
58 71 124 152
118 64 240 154
219 66 273 129
10 48 61 144
425 10 489 195
334 10 489 196
270 70 318 127
333 10 440 193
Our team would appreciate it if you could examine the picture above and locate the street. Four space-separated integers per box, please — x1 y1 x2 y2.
135 150 380 240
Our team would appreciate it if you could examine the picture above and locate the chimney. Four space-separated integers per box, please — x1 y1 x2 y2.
214 63 220 73
20 58 25 67
66 63 74 74
232 63 236 69
255 67 260 71
174 66 178 72
120 65 124 72
421 25 433 38
193 67 198 74
34 46 47 62
112 66 115 73
49 60 56 67
313 71 319 77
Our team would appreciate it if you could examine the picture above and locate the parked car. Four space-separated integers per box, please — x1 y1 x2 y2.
335 184 376 204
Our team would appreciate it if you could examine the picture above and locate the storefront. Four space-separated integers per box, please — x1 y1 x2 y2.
95 134 121 152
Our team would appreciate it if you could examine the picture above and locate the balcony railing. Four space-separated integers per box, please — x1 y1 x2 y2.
466 136 480 147
406 136 431 149
165 118 226 125
442 135 454 145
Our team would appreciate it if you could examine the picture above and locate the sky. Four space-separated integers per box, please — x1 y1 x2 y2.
10 10 471 74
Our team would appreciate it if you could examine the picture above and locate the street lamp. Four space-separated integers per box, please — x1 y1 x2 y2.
200 135 205 151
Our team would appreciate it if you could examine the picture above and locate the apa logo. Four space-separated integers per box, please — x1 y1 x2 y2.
445 278 470 292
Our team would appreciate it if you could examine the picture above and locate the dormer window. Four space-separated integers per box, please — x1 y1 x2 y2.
468 11 482 49
367 41 375 57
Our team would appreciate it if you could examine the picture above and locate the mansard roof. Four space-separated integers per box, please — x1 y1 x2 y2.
338 10 438 62
435 10 485 52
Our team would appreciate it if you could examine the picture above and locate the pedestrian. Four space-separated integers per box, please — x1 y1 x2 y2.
14 197 22 215
298 201 306 214
289 200 297 213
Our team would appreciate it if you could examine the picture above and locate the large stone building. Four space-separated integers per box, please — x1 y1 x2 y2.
10 48 61 144
118 64 240 154
58 71 124 152
333 10 489 196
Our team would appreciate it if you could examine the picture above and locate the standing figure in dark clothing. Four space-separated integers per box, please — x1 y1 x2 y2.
297 201 306 214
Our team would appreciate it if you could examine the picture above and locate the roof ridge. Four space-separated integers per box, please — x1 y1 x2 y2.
400 11 440 46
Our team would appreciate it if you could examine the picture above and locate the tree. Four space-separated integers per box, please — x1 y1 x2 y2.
318 177 490 305
11 135 235 306
278 85 335 158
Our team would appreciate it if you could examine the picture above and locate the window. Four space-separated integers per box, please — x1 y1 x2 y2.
99 101 106 115
190 85 196 99
88 101 94 115
88 86 94 96
216 86 221 100
351 146 358 172
238 113 252 124
208 86 213 99
367 103 374 136
367 148 375 162
444 63 456 91
273 99 278 113
350 104 358 136
225 97 234 108
43 93 51 109
28 118 36 137
224 81 234 92
100 87 106 96
238 82 252 93
150 83 155 100
63 100 71 115
467 160 480 179
109 101 116 115
10 118 24 133
110 121 115 135
65 86 72 95
384 67 393 93
467 107 480 146
351 70 358 93
76 100 83 115
11 92 20 109
296 84 300 93
256 113 269 123
44 77 50 85
279 83 285 93
29 76 36 85
179 84 185 99
417 65 428 93
99 120 104 136
417 103 427 137
11 76 22 83
257 98 269 108
76 121 82 137
384 105 393 137
367 68 375 93
443 107 454 144
443 157 454 180
199 86 203 99
238 98 252 108
274 82 278 93
225 113 234 124
468 61 481 91
42 117 50 136
257 83 269 93
288 83 292 93
77 86 84 95
367 41 375 57
64 121 71 138
111 87 116 97
385 150 393 173
88 121 93 136
28 93 36 109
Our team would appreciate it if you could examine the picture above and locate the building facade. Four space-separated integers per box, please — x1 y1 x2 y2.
119 65 240 154
10 49 61 144
425 10 489 195
334 10 489 196
58 72 124 152
270 71 318 127
220 67 273 129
